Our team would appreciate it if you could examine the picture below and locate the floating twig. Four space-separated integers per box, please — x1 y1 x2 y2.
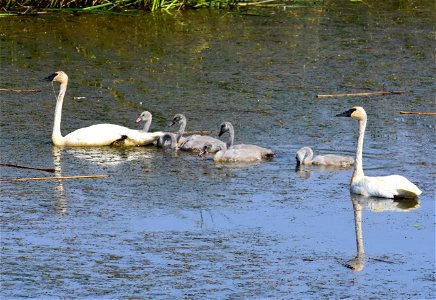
400 111 436 116
238 0 277 6
0 175 109 182
0 163 55 173
0 88 41 93
183 130 217 135
316 90 413 98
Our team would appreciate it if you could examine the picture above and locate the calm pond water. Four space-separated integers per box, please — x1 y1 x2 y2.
1 2 435 298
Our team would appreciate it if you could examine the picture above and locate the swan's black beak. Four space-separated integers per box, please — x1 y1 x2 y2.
336 108 356 117
167 120 175 127
43 73 58 82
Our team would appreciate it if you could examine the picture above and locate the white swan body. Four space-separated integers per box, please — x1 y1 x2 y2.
336 106 422 198
44 71 163 147
201 122 274 163
296 146 354 166
168 114 225 153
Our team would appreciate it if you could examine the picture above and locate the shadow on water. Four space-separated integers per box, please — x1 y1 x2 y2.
346 193 420 272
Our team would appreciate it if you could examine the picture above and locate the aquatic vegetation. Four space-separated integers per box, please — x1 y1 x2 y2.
1 0 240 13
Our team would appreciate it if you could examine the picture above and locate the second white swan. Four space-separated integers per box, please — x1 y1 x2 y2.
336 106 422 198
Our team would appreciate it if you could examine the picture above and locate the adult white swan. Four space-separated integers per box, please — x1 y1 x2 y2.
200 122 274 163
167 114 226 153
44 71 163 146
296 146 354 167
336 106 422 198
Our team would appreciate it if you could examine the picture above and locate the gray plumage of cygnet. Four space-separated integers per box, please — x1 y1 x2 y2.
156 133 178 151
167 114 226 153
135 111 153 132
295 146 354 167
200 122 274 163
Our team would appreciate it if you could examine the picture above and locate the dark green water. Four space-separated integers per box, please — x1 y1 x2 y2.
1 3 434 298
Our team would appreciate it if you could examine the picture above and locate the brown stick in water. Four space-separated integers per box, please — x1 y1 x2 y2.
0 89 41 93
0 175 109 182
316 90 413 98
400 111 436 116
0 163 55 173
183 130 217 135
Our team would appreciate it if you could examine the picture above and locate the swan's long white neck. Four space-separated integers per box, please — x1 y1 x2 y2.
52 81 67 146
226 124 235 149
353 117 367 180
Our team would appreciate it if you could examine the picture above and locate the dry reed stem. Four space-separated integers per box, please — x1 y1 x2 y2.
0 175 109 182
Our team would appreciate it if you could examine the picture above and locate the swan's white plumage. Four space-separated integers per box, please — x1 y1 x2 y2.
61 124 133 146
351 175 422 199
45 71 163 147
336 106 422 199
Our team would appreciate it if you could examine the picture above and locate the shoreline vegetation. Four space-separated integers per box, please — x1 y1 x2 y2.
0 0 297 14
0 0 431 16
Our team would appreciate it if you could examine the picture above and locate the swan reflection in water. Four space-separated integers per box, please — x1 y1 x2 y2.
347 193 420 271
65 147 155 166
52 147 67 215
295 163 352 180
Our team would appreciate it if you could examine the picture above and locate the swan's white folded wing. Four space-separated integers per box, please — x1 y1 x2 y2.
352 175 422 198
63 124 132 146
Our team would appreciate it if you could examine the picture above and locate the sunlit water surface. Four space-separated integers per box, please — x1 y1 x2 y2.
0 2 434 298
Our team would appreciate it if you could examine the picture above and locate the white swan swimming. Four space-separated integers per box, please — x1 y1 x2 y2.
336 106 422 198
167 114 226 153
44 71 163 147
200 122 274 163
296 146 354 167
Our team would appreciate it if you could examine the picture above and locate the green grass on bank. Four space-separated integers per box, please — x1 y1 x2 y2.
0 0 242 14
0 0 432 15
